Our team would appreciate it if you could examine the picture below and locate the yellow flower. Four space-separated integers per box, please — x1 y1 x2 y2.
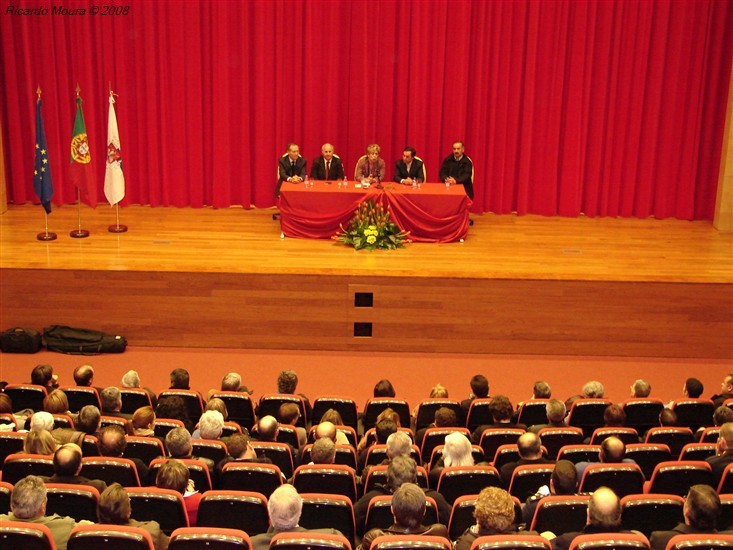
368 225 377 230
366 235 377 244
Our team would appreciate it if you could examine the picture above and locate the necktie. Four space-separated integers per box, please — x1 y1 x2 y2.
291 161 296 176
326 160 330 179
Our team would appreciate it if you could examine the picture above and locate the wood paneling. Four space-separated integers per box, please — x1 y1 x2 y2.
1 205 731 358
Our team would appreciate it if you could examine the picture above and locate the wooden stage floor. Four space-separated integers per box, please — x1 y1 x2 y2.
1 204 731 358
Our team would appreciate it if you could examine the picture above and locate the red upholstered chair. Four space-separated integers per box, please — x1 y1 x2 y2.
698 426 722 443
67 524 154 550
4 384 47 412
196 490 269 536
644 460 713 496
149 457 212 493
120 388 152 414
311 396 359 432
537 427 584 460
0 519 56 550
0 480 12 514
158 389 204 420
365 444 421 469
125 435 166 466
466 398 494 433
210 392 256 431
620 493 685 539
364 494 439 533
80 456 141 487
258 393 308 427
589 427 639 445
292 464 357 502
370 534 452 550
269 532 352 550
578 463 646 498
621 398 665 435
362 464 430 493
556 444 601 465
45 483 100 523
470 535 552 549
567 532 650 549
567 399 613 439
414 399 464 431
219 462 283 497
448 494 478 541
301 444 357 470
644 428 695 460
153 418 185 439
529 495 590 536
624 443 673 479
507 464 554 501
663 534 733 549
100 415 131 432
249 441 295 478
221 421 243 437
191 439 228 466
59 386 101 413
0 412 19 431
478 428 525 463
436 465 503 504
363 398 411 431
492 444 521 472
516 399 551 429
0 431 26 467
678 442 717 461
671 398 716 430
299 493 356 548
717 463 733 494
127 486 189 536
2 453 55 485
168 527 252 550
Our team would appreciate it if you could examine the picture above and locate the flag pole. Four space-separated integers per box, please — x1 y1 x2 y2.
35 85 57 241
69 83 90 238
107 83 127 233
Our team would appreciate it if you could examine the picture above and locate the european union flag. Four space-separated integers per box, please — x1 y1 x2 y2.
34 98 53 214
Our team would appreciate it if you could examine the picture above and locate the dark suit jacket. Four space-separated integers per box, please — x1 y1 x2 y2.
707 450 733 486
650 523 715 550
393 158 425 183
41 473 107 494
438 154 474 199
310 156 344 181
277 155 307 195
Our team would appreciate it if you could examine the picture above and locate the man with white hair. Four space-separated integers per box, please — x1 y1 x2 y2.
249 484 342 550
121 369 158 407
192 409 225 440
0 475 92 550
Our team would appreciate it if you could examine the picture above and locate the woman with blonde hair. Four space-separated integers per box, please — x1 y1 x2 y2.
429 431 474 486
24 429 58 455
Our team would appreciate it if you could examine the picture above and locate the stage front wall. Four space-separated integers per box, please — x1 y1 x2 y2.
1 268 730 359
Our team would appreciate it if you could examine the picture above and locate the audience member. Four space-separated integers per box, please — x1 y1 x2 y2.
602 404 627 427
0 475 92 550
533 381 552 399
165 426 215 473
101 386 132 420
192 409 225 440
75 405 101 435
549 487 630 550
249 484 342 550
416 406 459 448
361 429 413 480
221 371 249 393
121 369 158 407
472 395 526 443
522 459 578 525
357 417 398 470
684 378 705 399
316 419 350 447
631 379 652 398
41 442 107 493
24 428 58 455
582 381 605 398
649 484 722 550
373 379 396 398
169 368 191 390
29 412 53 432
97 483 169 550
216 432 272 478
97 423 149 482
529 399 567 434
712 374 733 408
156 395 193 433
278 402 307 448
73 364 102 394
429 431 474 486
132 405 156 436
575 436 634 479
255 415 280 442
429 383 449 398
310 437 336 465
0 393 19 430
43 390 70 415
455 486 538 550
659 408 679 427
359 482 449 550
155 458 201 526
354 456 450 536
499 432 553 488
277 369 312 419
460 374 489 416
31 364 59 393
714 406 733 426
205 397 229 420
707 422 733 486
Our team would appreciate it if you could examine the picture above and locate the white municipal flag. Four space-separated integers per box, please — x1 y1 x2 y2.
103 91 125 205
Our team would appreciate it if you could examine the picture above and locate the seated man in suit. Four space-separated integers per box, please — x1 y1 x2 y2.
97 423 149 482
249 484 342 550
650 484 722 550
310 143 344 181
393 146 424 185
41 442 107 493
707 421 733 486
438 141 473 199
359 482 449 550
277 142 307 196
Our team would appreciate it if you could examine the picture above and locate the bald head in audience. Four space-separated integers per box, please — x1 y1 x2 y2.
587 487 622 529
258 415 279 441
316 421 337 442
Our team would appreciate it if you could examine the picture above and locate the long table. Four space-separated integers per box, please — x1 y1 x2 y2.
278 181 471 243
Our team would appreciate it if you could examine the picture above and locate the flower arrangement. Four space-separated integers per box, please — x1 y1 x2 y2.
334 200 410 251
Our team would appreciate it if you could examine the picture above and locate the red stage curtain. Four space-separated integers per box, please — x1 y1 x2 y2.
1 0 731 219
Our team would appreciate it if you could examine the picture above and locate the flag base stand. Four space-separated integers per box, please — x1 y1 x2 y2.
69 229 90 238
37 232 57 241
108 224 128 233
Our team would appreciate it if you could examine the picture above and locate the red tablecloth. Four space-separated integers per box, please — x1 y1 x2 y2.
278 181 471 243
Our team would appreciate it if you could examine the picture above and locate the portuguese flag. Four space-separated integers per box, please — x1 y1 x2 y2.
69 95 97 206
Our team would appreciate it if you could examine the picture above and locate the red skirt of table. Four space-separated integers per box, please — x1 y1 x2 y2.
278 181 471 243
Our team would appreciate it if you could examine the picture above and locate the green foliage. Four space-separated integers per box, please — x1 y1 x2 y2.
334 200 410 251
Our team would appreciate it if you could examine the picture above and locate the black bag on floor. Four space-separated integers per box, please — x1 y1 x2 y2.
43 325 127 355
0 327 43 353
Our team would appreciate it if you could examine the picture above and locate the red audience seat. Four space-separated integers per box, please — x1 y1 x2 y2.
168 527 252 550
0 519 56 550
67 523 155 550
470 535 551 549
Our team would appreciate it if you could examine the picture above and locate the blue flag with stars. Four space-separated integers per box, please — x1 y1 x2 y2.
34 98 53 214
